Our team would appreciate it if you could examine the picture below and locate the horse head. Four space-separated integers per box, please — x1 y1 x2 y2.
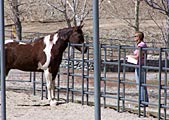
70 25 88 53
59 25 87 53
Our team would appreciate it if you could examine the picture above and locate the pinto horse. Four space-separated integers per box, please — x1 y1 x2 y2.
5 25 87 106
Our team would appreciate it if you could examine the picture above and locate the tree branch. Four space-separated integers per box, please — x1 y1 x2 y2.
144 0 168 15
46 0 65 13
148 10 166 44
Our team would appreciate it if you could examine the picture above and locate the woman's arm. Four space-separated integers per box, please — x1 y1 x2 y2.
127 49 139 60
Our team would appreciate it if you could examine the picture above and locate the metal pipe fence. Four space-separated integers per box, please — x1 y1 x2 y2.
6 42 169 120
51 43 168 120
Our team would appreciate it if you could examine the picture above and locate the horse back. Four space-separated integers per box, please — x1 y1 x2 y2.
5 40 45 71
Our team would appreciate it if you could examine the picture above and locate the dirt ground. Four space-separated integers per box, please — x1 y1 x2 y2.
0 91 158 120
0 70 162 120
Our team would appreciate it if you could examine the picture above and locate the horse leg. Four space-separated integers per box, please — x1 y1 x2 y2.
44 69 57 106
51 79 55 99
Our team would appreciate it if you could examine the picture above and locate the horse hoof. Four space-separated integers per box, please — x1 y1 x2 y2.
50 100 57 106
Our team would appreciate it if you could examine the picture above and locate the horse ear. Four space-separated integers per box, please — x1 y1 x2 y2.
80 24 84 29
80 20 83 26
79 20 84 29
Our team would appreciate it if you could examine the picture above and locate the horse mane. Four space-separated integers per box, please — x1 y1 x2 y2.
57 27 74 37
33 26 79 42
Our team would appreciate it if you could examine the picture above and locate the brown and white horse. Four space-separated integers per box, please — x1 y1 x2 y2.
5 25 87 106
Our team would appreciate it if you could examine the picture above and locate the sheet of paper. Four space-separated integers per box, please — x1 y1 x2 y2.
127 56 138 64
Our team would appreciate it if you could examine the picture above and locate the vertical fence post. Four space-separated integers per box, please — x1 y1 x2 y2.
164 49 168 120
143 47 147 117
103 47 107 108
122 46 126 112
138 47 142 117
33 72 36 95
71 46 75 102
117 45 121 112
86 43 89 105
92 0 101 119
41 72 44 100
158 48 162 120
0 0 6 119
66 43 70 103
81 43 85 105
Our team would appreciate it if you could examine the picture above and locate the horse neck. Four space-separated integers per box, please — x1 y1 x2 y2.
52 38 68 56
52 27 74 54
60 41 68 53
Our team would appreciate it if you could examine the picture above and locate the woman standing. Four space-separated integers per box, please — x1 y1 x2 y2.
127 31 149 107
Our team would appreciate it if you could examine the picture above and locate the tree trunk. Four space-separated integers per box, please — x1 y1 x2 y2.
134 0 140 31
15 17 22 40
63 9 71 27
11 0 22 40
166 0 169 48
166 16 169 48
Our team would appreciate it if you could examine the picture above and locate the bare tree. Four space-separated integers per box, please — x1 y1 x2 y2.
45 0 91 27
7 0 22 40
100 0 143 31
144 0 169 47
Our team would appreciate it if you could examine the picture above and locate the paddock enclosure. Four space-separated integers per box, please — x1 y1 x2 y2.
5 36 169 120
